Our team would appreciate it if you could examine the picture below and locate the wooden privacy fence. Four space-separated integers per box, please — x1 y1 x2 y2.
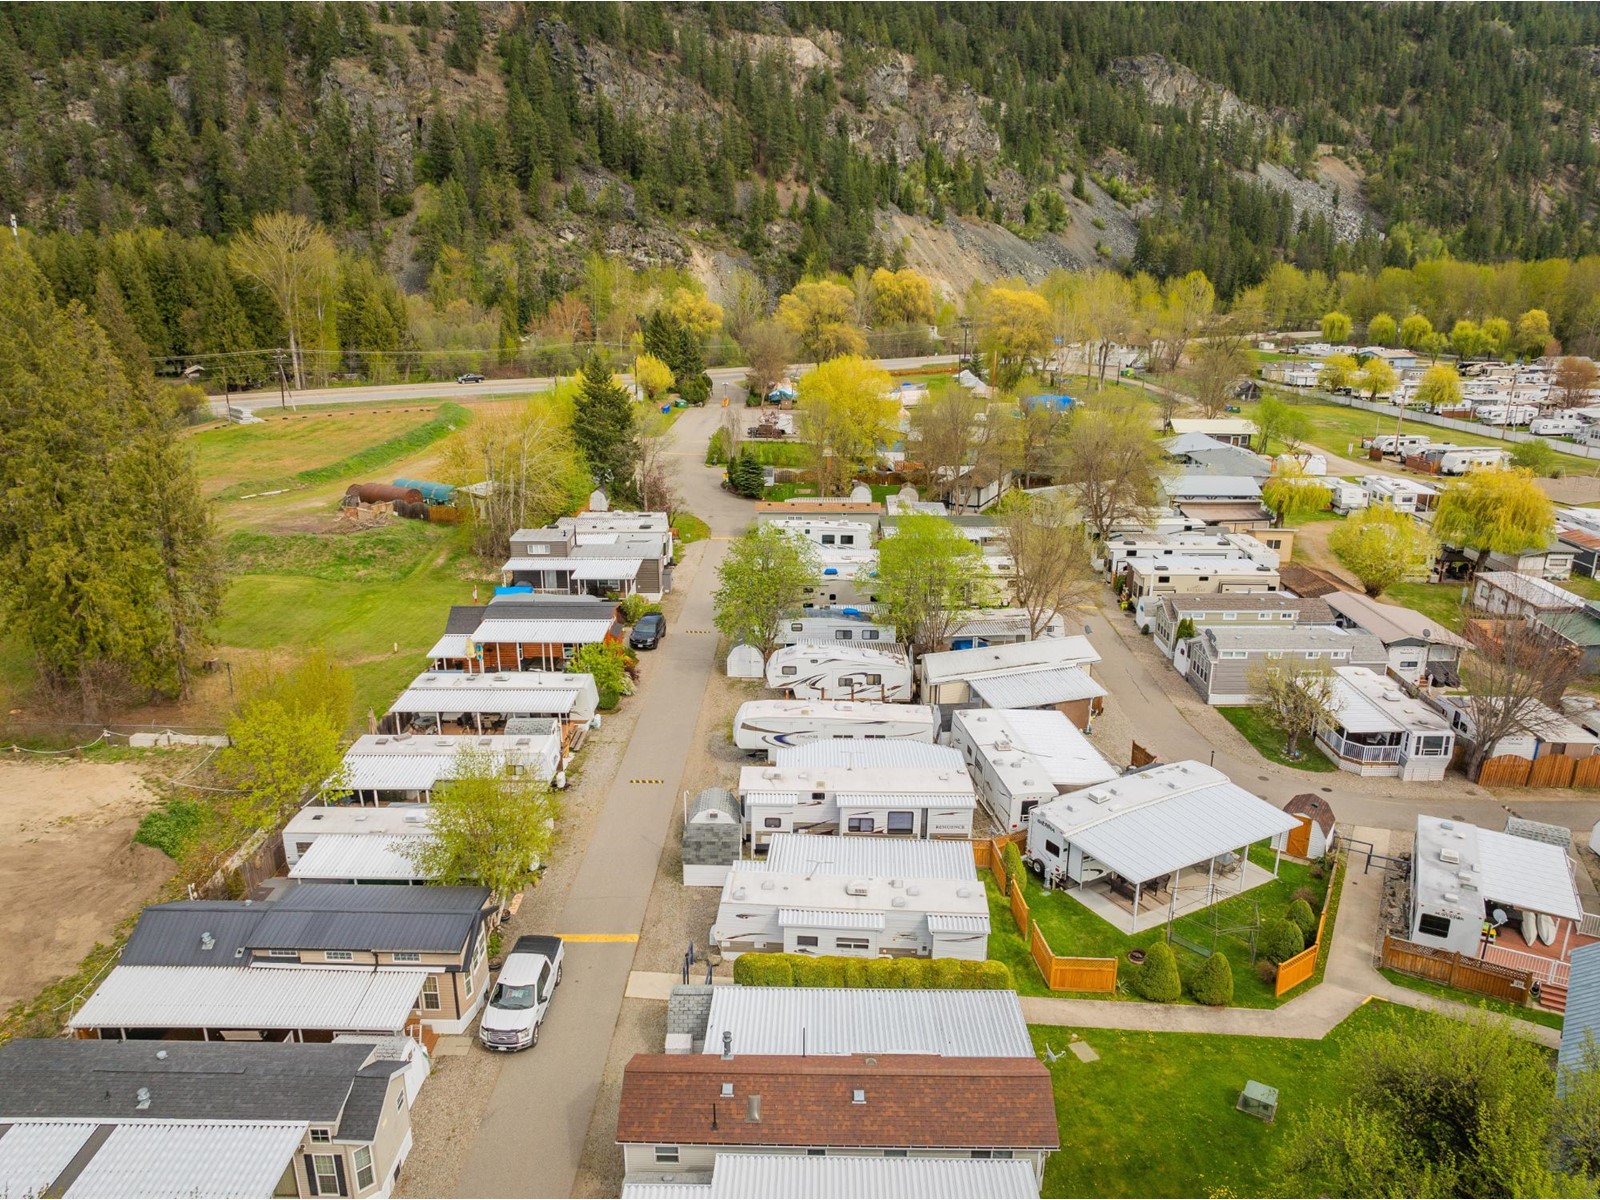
971 832 1026 892
1008 877 1030 937
1274 904 1330 997
1380 934 1534 1003
1030 921 1118 993
1474 752 1600 789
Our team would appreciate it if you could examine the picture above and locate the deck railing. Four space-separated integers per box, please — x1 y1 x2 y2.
1482 943 1569 986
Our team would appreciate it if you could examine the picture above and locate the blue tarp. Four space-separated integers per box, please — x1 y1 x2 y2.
393 477 457 504
1022 394 1075 411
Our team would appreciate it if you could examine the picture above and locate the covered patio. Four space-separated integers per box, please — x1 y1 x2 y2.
1071 855 1284 934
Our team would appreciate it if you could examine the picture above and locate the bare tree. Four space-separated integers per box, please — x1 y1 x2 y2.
228 212 338 389
442 403 587 558
999 493 1097 638
740 319 797 403
635 419 683 521
1554 356 1600 409
1056 399 1171 543
1249 662 1338 759
1456 613 1583 779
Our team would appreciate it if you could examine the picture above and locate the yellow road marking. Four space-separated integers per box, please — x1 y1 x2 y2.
558 933 640 943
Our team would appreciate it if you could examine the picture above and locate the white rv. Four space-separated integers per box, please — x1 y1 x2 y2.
1328 479 1369 514
1530 415 1583 437
774 615 898 647
764 644 914 701
1368 433 1430 456
1437 446 1512 475
733 700 938 754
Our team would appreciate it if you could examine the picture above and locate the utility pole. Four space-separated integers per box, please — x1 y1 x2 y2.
959 317 972 370
273 348 291 411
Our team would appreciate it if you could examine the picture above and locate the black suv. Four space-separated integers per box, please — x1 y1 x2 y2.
628 612 667 650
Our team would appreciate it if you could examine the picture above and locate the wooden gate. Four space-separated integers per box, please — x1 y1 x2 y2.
1285 815 1313 858
1528 753 1578 788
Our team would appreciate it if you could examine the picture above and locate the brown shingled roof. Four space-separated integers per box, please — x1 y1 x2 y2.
615 1053 1060 1150
1284 793 1336 836
1278 563 1351 599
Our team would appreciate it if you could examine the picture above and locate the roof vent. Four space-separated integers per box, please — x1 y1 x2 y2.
844 880 870 897
732 887 747 901
888 879 905 889
134 1088 151 1110
746 1094 762 1122
956 886 972 899
155 1050 168 1061
1443 891 1461 903
891 897 907 908
760 880 776 891
1439 848 1460 865
199 932 215 951
721 1032 733 1061
906 885 921 896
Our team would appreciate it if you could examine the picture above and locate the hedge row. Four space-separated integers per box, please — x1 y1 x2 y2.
732 953 1014 990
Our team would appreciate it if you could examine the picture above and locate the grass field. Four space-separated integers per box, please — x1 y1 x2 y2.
1375 967 1564 1030
1035 999 1420 1198
1382 582 1471 633
986 845 1332 1008
1218 707 1340 772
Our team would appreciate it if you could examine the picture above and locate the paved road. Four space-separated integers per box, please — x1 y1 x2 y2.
452 402 747 1198
211 356 957 415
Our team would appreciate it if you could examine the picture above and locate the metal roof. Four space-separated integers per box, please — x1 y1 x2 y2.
701 987 1031 1058
1474 571 1584 610
1414 816 1582 922
709 1154 1039 1198
969 665 1106 708
69 967 427 1033
1165 475 1263 500
1559 943 1600 1087
1324 591 1468 648
1326 667 1451 736
289 835 432 882
926 914 992 934
917 636 1099 685
427 633 471 659
389 680 580 716
340 755 456 792
833 791 977 811
952 708 1119 792
773 741 964 771
471 618 618 643
0 1039 379 1124
60 1120 309 1199
0 1120 99 1198
758 833 977 881
777 908 887 931
1032 762 1298 885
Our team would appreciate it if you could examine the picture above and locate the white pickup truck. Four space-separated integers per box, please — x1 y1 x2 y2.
478 935 564 1052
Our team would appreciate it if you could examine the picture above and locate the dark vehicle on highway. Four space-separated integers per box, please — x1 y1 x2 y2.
458 372 485 384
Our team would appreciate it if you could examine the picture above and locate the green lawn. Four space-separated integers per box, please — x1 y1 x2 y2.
987 845 1333 1008
1557 572 1600 602
1382 582 1470 634
672 513 711 545
1218 707 1340 772
1376 967 1564 1030
1034 1000 1422 1199
742 441 811 468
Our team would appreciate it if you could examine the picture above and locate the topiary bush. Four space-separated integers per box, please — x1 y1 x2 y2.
1135 942 1181 1002
1286 898 1318 941
1003 842 1026 888
1189 952 1235 1006
732 953 794 986
1259 918 1306 964
790 956 840 987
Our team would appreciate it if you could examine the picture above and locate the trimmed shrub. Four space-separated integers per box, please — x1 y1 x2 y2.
1189 952 1235 1007
957 960 987 988
862 957 899 988
1002 842 1026 888
887 958 924 989
1135 942 1181 1003
1286 898 1318 940
791 956 840 987
976 960 1015 990
732 953 794 986
927 959 965 989
841 958 869 987
1259 918 1306 964
1255 959 1279 984
618 595 663 624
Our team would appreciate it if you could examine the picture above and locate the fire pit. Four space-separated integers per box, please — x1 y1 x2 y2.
1127 949 1147 965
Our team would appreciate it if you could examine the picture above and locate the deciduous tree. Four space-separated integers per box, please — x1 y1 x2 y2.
633 352 673 403
998 493 1095 638
661 287 724 343
1320 310 1352 343
1056 399 1169 543
1318 353 1359 392
1456 613 1582 780
1517 307 1553 358
1431 466 1555 575
977 286 1052 390
1252 395 1311 456
1184 335 1251 417
1449 318 1484 361
1399 313 1434 351
1414 363 1462 410
794 356 896 497
1328 505 1439 597
1554 355 1599 408
227 212 338 389
1249 662 1337 759
1366 312 1397 346
1261 462 1332 527
869 267 936 327
776 279 865 361
739 319 796 403
713 525 820 658
874 515 996 653
1357 356 1398 401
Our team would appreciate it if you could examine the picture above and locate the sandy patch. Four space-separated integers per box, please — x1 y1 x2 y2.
0 759 175 1010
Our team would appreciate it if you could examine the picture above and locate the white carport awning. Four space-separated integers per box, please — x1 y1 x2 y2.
1068 784 1300 885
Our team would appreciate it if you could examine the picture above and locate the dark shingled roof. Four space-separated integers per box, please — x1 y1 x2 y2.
442 596 620 638
338 1060 408 1142
122 884 491 963
0 1040 398 1132
616 1054 1059 1150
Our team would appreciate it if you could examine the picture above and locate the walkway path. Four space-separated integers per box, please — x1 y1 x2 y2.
1020 825 1561 1048
451 402 747 1198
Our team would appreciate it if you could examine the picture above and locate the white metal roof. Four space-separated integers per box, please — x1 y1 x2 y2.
753 833 977 880
833 791 978 811
427 632 469 659
289 834 432 882
1327 667 1451 736
773 741 964 771
1168 418 1254 436
286 804 433 839
389 672 584 717
470 618 618 643
777 908 887 931
1032 762 1299 885
926 914 992 934
724 869 987 929
0 1120 99 1198
569 559 643 581
917 636 1099 685
740 764 975 801
969 666 1107 709
953 708 1120 792
1475 571 1585 610
1559 943 1600 1082
623 1155 1039 1200
63 1120 309 1199
70 966 427 1033
339 756 456 792
1165 475 1263 500
700 987 1031 1058
1415 815 1581 921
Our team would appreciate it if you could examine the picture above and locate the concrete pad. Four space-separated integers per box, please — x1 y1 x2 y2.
432 1036 472 1058
625 970 728 1001
1068 1041 1099 1063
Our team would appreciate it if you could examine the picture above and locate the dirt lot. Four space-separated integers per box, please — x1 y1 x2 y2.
0 758 175 1011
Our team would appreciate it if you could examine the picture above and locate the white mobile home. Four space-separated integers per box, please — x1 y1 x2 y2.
1363 475 1441 514
328 728 564 803
733 700 938 754
1436 445 1513 475
917 636 1100 708
1315 666 1456 781
767 517 875 548
1531 415 1584 437
381 672 599 736
1329 479 1369 514
948 708 1120 833
774 615 898 647
802 548 880 608
710 834 989 960
764 644 913 701
738 763 976 850
282 804 433 872
1369 433 1431 456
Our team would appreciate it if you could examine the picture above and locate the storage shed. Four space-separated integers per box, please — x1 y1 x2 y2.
1282 794 1337 859
683 788 743 887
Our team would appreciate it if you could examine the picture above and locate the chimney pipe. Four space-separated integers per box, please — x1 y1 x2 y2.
721 1031 733 1061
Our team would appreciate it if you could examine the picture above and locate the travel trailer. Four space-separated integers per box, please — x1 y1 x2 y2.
1530 414 1583 437
773 615 898 647
764 644 914 701
732 700 938 753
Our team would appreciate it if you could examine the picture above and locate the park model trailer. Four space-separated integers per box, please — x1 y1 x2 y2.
1367 433 1431 456
1530 414 1584 437
732 700 938 754
764 644 914 701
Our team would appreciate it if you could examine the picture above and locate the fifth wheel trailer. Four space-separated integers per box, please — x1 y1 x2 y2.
764 645 914 701
732 700 937 754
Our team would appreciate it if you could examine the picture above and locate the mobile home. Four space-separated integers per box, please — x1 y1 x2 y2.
764 644 914 701
732 700 938 754
1531 415 1583 437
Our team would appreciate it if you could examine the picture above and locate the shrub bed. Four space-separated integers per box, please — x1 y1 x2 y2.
731 953 1014 990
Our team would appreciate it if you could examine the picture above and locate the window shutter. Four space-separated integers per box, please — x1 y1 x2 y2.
333 1156 348 1196
304 1156 319 1197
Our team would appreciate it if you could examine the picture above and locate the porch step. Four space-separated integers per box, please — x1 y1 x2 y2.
1536 980 1568 1015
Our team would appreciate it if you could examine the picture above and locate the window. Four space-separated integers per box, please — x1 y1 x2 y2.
392 952 420 963
885 1149 908 1158
1305 651 1321 660
852 1089 866 1104
840 535 855 546
312 1154 339 1196
1044 839 1061 857
836 937 870 951
310 1129 332 1144
1157 575 1170 584
325 950 354 962
796 935 819 948
763 817 783 829
1414 734 1449 757
395 1091 404 1111
1280 611 1295 620
863 630 880 640
864 674 882 686
654 1147 679 1165
1266 650 1283 660
971 1150 994 1160
781 666 797 677
721 1083 734 1097
847 816 875 833
265 949 298 959
1418 913 1452 938
886 811 915 834
354 1146 375 1191
421 975 441 1011
821 534 836 545
839 675 857 688
1223 612 1237 621
807 1149 827 1157
835 629 852 640
1331 651 1347 661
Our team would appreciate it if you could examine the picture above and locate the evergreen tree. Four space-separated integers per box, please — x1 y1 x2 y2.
572 351 640 504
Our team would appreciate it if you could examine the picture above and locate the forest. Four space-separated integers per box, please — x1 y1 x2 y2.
8 2 1600 382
